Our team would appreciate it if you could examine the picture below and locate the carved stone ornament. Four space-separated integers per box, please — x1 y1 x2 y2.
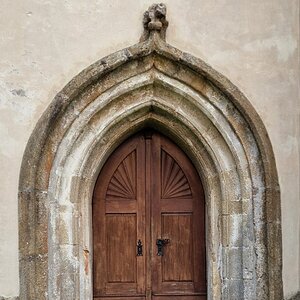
18 3 283 300
140 3 169 42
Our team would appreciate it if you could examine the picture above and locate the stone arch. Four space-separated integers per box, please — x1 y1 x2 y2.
19 7 282 300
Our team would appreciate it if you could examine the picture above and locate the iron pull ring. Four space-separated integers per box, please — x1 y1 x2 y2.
156 238 170 256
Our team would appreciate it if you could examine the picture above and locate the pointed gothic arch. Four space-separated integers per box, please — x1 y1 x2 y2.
19 5 282 299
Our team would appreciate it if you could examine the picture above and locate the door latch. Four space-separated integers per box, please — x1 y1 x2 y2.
137 239 143 256
156 239 170 256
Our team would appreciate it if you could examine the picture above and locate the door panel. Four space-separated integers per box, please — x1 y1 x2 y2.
93 136 146 298
162 214 193 282
151 133 206 298
106 214 137 283
93 131 206 299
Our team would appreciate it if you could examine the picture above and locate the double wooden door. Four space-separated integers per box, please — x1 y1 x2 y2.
93 131 206 299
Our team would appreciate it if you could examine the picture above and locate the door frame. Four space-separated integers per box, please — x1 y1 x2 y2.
19 30 282 300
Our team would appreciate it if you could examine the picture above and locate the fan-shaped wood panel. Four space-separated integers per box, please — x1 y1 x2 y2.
161 150 192 199
106 150 137 199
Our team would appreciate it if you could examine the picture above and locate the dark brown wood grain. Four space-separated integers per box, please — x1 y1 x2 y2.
93 131 206 299
162 214 193 282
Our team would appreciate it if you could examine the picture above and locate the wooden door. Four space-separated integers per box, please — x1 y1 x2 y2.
93 131 206 299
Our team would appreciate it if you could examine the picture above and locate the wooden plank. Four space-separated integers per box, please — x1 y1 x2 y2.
145 133 152 300
153 296 206 300
161 198 193 212
105 200 137 213
94 297 145 300
151 132 163 294
136 135 146 294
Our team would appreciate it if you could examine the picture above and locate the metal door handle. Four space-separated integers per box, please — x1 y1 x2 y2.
137 239 143 256
156 238 170 256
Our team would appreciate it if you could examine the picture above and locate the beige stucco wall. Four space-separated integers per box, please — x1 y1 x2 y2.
0 0 298 298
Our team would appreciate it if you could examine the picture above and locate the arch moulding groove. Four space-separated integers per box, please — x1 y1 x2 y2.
18 4 282 300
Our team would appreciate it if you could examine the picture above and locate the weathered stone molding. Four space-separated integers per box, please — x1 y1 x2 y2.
19 4 282 299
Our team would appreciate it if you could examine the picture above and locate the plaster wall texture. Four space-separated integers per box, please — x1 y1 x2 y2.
0 0 298 298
